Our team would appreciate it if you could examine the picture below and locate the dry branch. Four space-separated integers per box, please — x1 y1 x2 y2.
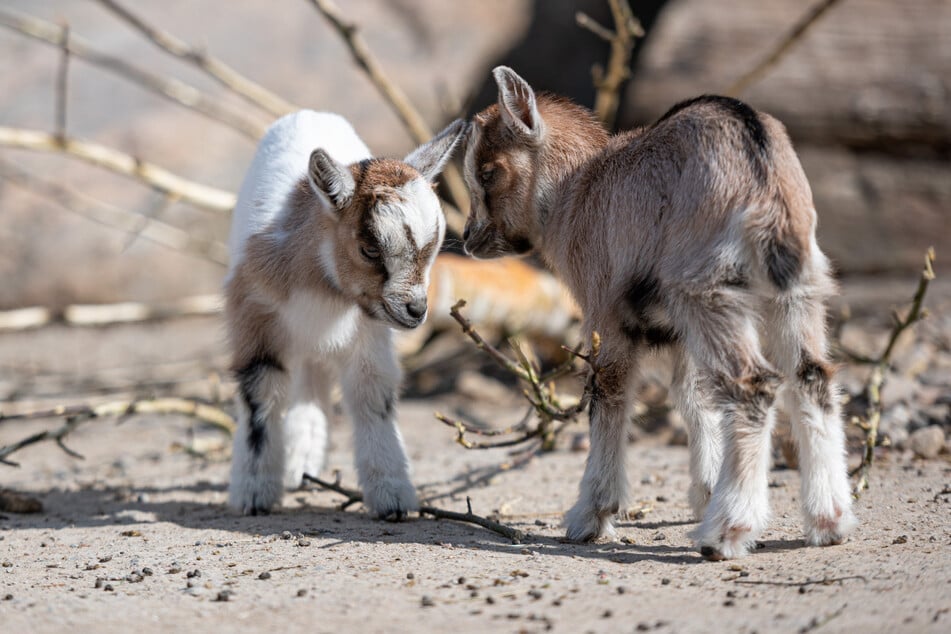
576 0 644 129
302 473 525 543
305 0 469 235
0 126 236 212
94 0 297 118
851 247 936 496
0 7 266 139
0 160 228 265
0 397 235 466
726 0 843 97
436 300 595 452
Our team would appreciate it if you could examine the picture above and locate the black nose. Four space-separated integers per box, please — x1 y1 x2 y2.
406 298 427 319
462 226 470 241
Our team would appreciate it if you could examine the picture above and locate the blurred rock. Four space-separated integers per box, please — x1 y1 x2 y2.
909 425 946 459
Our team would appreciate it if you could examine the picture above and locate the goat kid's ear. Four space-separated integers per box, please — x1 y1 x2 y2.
308 148 355 211
404 119 468 182
492 66 542 141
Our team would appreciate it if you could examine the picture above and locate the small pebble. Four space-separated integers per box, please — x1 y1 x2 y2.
406 572 415 580
214 591 231 602
457 576 466 585
602 610 613 618
616 586 627 595
186 569 201 579
3 594 12 601
103 584 114 592
528 589 543 600
297 539 311 547
661 578 671 586
142 567 153 576
258 572 272 580
281 531 293 540
297 589 307 597
421 595 434 607
636 624 651 632
168 566 182 574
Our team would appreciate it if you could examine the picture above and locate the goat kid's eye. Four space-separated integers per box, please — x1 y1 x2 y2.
360 245 381 260
479 167 495 185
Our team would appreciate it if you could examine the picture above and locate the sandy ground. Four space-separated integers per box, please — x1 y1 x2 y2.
1 282 950 634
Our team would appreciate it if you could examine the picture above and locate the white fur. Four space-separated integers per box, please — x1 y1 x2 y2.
227 111 371 279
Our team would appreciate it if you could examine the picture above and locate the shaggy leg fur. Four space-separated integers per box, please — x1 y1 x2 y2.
671 348 724 520
341 321 418 520
229 359 287 514
764 276 857 546
565 356 633 542
282 360 334 489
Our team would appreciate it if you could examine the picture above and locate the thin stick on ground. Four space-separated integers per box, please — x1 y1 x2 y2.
302 473 525 543
304 0 469 235
851 247 936 496
576 0 644 129
94 0 296 118
0 397 235 466
0 126 236 212
0 8 266 139
726 0 843 97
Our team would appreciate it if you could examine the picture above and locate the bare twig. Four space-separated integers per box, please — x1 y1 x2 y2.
304 0 469 235
726 0 843 97
0 8 266 139
438 300 594 452
54 21 70 142
576 0 644 129
94 0 296 118
302 473 524 542
734 575 866 587
0 126 236 212
0 160 228 265
851 248 936 496
0 294 222 331
0 397 235 466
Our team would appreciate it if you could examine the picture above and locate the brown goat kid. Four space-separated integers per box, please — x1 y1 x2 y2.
462 67 856 560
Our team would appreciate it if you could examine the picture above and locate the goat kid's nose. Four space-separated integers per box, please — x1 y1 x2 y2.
406 298 427 319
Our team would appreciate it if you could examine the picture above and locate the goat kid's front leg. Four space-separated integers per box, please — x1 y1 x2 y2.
565 358 633 542
282 360 334 489
229 357 288 515
341 324 418 521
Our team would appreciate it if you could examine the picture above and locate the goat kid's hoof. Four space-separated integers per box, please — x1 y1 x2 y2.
806 507 857 547
362 477 419 521
695 524 757 560
564 505 617 543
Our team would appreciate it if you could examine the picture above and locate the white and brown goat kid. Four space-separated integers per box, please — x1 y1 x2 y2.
462 67 856 559
226 110 465 518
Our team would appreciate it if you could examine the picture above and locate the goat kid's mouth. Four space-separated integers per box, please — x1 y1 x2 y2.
464 230 532 260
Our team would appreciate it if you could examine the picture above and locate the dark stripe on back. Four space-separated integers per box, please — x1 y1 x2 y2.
657 94 769 182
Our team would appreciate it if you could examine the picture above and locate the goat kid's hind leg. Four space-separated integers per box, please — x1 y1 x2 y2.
766 290 856 547
678 295 779 559
564 353 633 542
229 357 288 515
671 347 724 520
282 360 334 489
341 322 418 521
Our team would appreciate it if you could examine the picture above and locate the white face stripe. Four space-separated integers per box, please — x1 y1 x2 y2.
371 177 443 255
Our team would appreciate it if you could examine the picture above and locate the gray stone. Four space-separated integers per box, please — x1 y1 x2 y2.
909 426 946 459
